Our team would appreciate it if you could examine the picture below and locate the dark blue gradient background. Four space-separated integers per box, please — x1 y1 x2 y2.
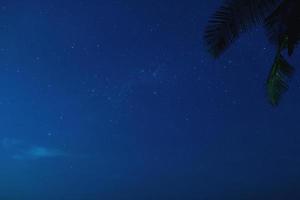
0 0 299 199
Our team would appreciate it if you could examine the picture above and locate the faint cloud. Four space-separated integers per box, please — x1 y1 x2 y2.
1 138 22 150
1 138 68 160
12 146 69 160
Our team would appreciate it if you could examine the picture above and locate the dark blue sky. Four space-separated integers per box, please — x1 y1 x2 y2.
0 0 300 199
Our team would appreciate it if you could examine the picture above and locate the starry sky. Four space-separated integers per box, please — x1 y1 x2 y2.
0 0 300 199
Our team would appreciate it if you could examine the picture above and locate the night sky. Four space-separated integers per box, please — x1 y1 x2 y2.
0 0 300 199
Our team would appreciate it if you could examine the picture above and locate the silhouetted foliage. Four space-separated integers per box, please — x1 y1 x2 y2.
204 0 300 106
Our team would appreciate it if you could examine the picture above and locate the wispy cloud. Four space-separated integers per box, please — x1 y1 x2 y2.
1 138 68 160
1 138 23 150
12 146 68 160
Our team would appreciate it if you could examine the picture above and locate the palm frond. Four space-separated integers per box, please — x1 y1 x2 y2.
204 0 281 57
264 0 300 55
266 53 294 106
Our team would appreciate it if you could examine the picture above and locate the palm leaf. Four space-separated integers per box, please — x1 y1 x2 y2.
266 53 294 106
204 0 281 57
264 0 300 55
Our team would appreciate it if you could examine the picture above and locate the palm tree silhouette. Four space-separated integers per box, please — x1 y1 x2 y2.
204 0 300 106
